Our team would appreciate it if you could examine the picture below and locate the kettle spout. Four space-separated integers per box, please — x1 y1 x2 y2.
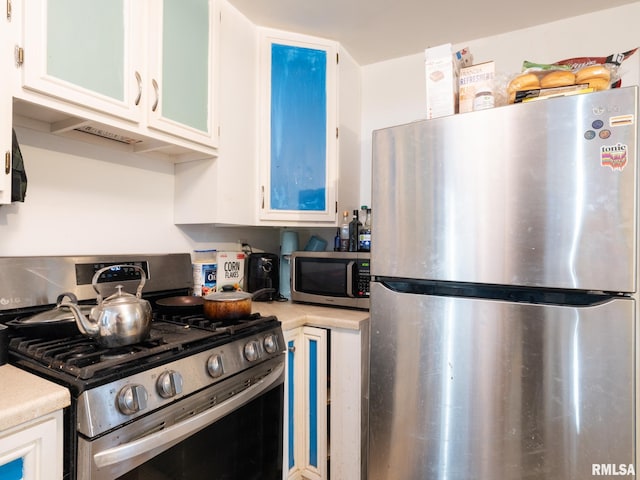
60 301 100 337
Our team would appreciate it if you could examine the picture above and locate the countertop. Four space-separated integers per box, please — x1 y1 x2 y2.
251 300 369 331
0 364 70 432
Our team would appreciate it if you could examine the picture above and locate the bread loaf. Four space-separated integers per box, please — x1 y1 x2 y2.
575 65 611 85
540 70 576 88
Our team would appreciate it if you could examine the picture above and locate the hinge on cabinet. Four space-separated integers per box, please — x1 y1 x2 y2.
335 201 338 213
336 52 339 64
14 45 23 66
261 185 265 209
5 151 11 175
6 0 11 20
336 127 339 139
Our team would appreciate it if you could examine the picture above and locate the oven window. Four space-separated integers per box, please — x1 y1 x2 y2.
117 385 283 480
297 259 348 296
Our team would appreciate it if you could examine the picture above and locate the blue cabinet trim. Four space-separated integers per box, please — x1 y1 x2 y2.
287 339 296 470
309 338 318 467
0 458 23 480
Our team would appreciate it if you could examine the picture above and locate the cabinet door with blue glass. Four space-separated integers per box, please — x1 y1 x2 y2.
259 30 338 224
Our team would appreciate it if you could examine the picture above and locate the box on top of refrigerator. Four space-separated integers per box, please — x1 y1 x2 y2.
216 251 246 291
425 43 455 119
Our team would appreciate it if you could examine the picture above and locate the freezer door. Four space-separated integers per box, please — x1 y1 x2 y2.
369 282 635 480
372 87 638 293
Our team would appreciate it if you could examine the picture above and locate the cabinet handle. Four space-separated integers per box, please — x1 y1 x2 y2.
151 79 159 112
5 151 10 174
261 186 265 209
134 71 142 106
288 346 296 353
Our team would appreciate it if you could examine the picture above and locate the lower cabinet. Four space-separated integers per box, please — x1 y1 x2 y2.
0 410 64 480
284 326 328 480
284 323 368 480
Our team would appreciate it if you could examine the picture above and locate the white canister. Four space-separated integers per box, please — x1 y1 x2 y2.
192 249 217 296
473 90 495 111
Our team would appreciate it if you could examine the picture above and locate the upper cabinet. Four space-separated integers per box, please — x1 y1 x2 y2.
20 0 143 122
12 0 218 162
258 30 338 224
146 0 218 145
1 2 13 204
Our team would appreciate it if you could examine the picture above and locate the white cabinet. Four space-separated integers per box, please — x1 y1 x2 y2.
284 326 328 480
174 21 350 227
0 410 64 480
20 0 143 122
1 1 13 204
329 326 369 480
12 0 218 162
146 0 218 145
284 322 368 480
258 29 338 224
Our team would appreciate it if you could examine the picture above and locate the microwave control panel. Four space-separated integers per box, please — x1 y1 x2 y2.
355 259 371 297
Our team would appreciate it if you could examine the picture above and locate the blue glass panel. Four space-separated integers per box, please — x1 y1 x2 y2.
287 339 295 469
270 44 327 211
308 339 318 467
0 458 23 480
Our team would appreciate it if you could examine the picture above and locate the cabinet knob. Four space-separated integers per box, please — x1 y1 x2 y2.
288 345 296 353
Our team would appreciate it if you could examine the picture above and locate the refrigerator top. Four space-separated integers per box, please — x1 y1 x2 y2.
372 86 639 293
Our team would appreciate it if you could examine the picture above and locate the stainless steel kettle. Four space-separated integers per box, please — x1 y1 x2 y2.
62 265 152 348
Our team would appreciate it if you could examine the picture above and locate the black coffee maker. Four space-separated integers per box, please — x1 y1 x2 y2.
246 253 280 301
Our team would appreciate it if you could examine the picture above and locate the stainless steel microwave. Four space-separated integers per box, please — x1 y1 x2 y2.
290 251 370 310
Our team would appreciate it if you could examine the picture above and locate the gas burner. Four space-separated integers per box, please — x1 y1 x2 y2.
99 348 138 362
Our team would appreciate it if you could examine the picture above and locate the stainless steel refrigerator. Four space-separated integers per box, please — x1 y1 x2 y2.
369 86 638 480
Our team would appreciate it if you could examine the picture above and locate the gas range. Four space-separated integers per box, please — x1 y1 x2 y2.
9 313 283 438
0 254 285 480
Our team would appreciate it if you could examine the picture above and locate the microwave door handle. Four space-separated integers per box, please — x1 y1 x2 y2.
92 363 284 470
346 260 356 297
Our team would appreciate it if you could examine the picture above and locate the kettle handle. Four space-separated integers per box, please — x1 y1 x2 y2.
91 264 147 302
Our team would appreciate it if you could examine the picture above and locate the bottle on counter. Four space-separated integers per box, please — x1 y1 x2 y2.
334 227 341 251
348 209 361 252
359 207 372 252
340 211 350 252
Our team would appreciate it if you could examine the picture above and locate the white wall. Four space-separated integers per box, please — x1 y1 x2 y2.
1 127 280 256
360 2 640 205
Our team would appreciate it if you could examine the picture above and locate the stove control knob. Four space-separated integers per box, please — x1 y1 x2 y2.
263 334 279 354
207 354 224 378
117 384 148 415
244 340 260 362
157 370 183 399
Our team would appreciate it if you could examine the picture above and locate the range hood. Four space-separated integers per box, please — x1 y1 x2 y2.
12 98 217 163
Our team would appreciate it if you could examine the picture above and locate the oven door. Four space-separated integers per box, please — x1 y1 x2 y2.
78 357 284 480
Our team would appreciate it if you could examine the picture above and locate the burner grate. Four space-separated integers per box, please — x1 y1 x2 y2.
8 321 219 380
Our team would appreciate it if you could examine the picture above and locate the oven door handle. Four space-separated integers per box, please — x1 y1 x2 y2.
92 362 284 470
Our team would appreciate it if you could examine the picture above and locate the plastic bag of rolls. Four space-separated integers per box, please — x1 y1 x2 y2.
506 48 638 104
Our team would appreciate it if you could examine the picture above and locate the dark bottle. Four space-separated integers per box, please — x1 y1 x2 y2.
334 227 341 251
359 208 372 252
348 209 361 252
